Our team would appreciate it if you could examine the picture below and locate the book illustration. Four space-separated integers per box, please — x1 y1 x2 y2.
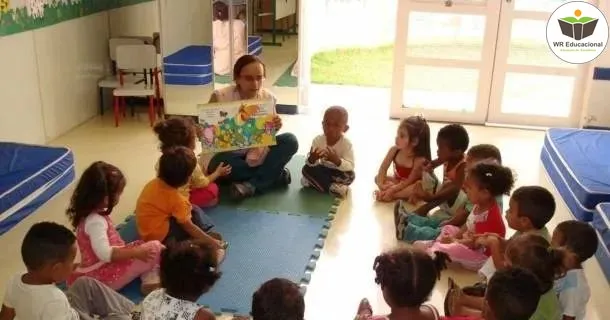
197 99 277 153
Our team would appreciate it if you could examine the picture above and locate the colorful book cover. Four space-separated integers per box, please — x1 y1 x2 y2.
197 99 277 153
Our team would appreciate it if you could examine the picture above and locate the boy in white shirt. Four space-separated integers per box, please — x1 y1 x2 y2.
0 222 136 320
301 106 355 197
552 220 599 320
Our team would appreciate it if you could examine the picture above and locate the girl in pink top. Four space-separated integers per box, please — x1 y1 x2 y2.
66 162 164 294
354 246 447 320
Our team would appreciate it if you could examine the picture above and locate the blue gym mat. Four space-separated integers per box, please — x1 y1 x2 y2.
114 206 329 315
197 206 328 315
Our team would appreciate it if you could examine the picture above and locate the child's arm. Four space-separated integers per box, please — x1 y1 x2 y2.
375 147 398 187
173 201 223 249
85 215 154 262
440 204 469 227
194 308 217 320
205 162 231 183
414 162 466 214
0 305 15 320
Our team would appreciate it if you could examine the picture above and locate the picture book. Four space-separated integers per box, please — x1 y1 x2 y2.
197 99 277 153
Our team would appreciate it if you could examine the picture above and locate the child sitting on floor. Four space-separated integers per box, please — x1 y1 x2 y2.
354 246 448 320
442 267 544 320
415 162 514 271
0 222 137 319
552 221 599 320
410 124 470 218
136 146 226 255
396 144 503 242
141 240 222 320
375 115 431 202
154 117 231 208
463 185 556 296
66 161 164 294
444 233 562 320
301 106 355 198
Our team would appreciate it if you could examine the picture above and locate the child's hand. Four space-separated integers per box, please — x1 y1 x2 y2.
272 115 282 130
214 162 232 176
308 147 326 163
325 147 341 166
134 246 156 262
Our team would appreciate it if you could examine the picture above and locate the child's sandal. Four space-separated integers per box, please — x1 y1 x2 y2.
444 277 462 316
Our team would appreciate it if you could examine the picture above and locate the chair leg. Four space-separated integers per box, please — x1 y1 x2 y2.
99 87 104 116
148 95 155 126
113 96 120 127
121 97 126 117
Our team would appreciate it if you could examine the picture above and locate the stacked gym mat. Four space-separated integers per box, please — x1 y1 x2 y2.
540 128 610 281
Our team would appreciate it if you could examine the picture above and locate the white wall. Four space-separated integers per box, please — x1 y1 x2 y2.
0 12 109 144
581 0 610 128
108 1 159 38
159 0 212 56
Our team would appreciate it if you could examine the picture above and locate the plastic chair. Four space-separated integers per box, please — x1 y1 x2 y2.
98 38 147 115
113 44 160 127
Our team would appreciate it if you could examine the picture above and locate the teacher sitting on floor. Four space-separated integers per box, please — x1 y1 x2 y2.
202 54 299 200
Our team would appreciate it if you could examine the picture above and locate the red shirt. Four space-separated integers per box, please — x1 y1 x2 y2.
468 201 505 255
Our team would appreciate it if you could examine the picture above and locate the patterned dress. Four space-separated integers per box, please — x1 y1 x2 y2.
141 289 202 320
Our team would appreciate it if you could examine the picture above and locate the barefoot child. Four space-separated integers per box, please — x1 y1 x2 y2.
141 240 222 320
397 144 503 242
154 118 231 208
66 161 164 294
552 221 599 320
302 106 355 198
136 147 226 256
354 246 448 320
0 222 137 319
415 162 514 271
375 116 431 202
410 124 470 218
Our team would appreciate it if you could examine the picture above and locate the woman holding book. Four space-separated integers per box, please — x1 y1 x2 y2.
203 54 299 200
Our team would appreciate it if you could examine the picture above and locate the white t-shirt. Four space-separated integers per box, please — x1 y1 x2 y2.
2 274 79 320
306 134 354 172
554 269 590 320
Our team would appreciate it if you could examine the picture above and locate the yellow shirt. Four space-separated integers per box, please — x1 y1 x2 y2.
154 160 210 198
135 178 192 242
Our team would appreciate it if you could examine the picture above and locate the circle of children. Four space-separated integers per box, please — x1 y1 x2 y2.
0 56 600 320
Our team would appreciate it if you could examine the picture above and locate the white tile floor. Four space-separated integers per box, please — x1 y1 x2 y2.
1 108 608 320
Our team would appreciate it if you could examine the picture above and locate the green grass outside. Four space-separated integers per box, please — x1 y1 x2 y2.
310 42 568 87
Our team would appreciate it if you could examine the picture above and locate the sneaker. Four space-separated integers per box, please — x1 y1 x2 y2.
329 183 349 198
301 176 311 187
230 182 255 200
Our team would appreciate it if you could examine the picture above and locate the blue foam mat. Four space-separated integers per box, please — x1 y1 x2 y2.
115 206 328 314
197 206 327 315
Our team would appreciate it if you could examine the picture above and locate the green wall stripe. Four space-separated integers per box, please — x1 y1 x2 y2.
0 0 154 37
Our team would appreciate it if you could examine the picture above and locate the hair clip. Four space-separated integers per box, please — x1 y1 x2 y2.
209 266 216 272
485 172 492 177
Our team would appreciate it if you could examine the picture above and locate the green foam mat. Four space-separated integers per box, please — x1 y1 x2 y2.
272 61 298 88
218 155 338 217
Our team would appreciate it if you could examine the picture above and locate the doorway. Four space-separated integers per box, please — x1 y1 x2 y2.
389 0 591 127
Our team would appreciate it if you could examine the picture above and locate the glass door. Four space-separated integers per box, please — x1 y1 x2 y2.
486 0 591 127
390 0 502 124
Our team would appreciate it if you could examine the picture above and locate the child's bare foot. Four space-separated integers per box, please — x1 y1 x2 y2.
216 249 226 264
